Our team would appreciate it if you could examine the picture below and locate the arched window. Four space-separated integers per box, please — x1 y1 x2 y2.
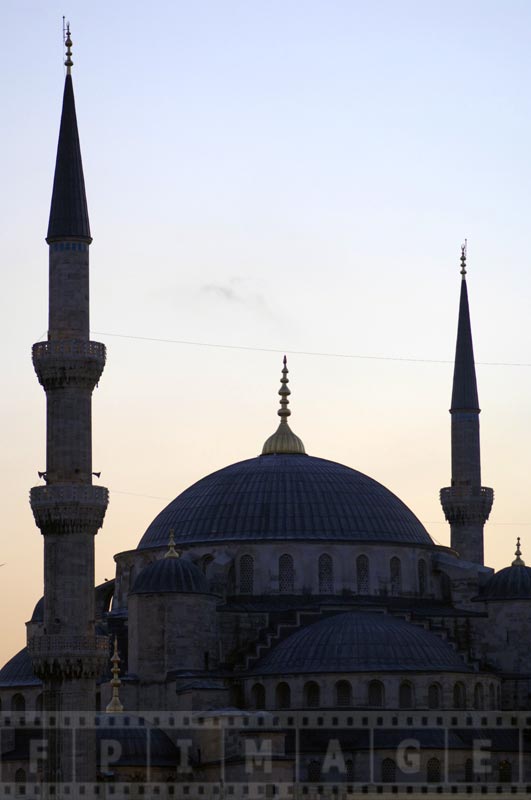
390 557 402 594
399 681 414 709
427 757 441 783
11 694 25 713
356 555 369 594
275 682 291 709
307 760 321 782
465 758 474 782
368 680 384 708
227 565 235 595
128 565 136 593
418 559 427 596
335 680 352 707
279 554 294 593
489 683 496 710
202 554 214 574
36 693 43 713
15 769 26 795
251 683 265 710
239 555 254 595
346 758 355 782
498 760 512 783
381 758 396 783
453 682 466 709
428 683 441 709
474 683 484 710
318 554 333 594
304 681 320 708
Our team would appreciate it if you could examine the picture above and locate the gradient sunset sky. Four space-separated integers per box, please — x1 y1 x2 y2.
2 0 531 664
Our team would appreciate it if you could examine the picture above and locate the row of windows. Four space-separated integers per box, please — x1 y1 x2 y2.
250 679 499 710
239 554 428 595
0 693 43 714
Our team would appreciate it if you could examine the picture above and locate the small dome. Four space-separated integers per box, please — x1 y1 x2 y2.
97 717 180 766
131 557 209 595
0 648 41 687
252 611 470 675
481 564 531 601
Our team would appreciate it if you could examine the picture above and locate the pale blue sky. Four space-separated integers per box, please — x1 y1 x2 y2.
1 0 531 661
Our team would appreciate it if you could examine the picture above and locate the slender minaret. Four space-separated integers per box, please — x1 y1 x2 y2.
440 244 493 564
28 26 108 787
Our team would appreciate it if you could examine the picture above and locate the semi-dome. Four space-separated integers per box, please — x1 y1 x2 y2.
131 555 209 595
138 454 432 549
252 611 470 675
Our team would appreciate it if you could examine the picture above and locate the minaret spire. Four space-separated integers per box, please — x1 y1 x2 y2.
440 245 493 564
47 24 91 245
451 241 479 413
262 356 306 455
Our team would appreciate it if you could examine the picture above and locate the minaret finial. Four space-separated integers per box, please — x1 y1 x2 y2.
512 537 525 566
105 637 124 714
261 356 306 456
64 21 73 75
164 529 179 558
460 239 467 279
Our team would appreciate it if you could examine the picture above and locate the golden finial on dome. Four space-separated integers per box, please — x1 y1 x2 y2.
64 20 73 75
512 537 525 566
460 239 467 279
261 356 306 456
164 529 180 559
105 636 124 714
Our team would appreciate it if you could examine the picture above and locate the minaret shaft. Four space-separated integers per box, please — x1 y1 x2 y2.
49 245 90 339
451 411 481 488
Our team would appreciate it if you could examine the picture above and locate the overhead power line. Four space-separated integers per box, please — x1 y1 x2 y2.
91 331 531 368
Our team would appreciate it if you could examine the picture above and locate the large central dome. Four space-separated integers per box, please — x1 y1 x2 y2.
137 454 432 549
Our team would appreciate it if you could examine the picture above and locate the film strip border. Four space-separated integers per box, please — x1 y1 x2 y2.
1 710 531 729
0 782 530 797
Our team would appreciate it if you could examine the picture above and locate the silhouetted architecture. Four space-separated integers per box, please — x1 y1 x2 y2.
2 27 530 797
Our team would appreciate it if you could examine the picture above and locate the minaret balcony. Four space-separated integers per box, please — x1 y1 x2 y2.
32 340 106 390
28 633 109 680
30 484 109 536
440 485 494 525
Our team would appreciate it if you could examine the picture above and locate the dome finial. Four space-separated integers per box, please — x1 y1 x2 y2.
64 20 73 75
105 636 124 714
164 529 180 559
512 537 525 566
278 355 291 420
261 356 306 456
460 239 467 279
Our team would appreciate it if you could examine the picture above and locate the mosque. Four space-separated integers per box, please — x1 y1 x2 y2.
2 28 531 795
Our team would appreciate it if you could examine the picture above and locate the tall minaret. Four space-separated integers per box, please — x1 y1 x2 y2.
440 245 493 564
28 26 108 786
